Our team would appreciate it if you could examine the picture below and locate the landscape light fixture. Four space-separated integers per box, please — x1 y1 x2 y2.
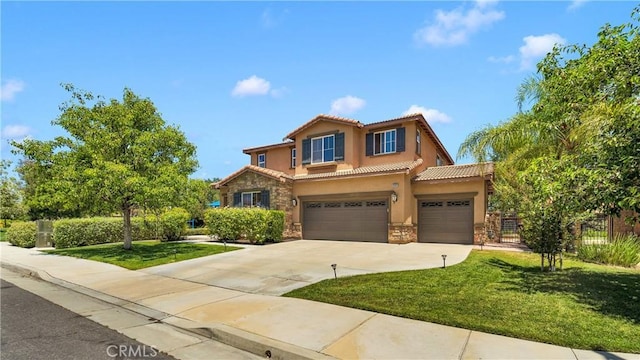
441 254 447 268
223 239 227 251
331 263 337 280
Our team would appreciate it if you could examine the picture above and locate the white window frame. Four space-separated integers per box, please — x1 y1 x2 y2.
436 154 443 166
311 135 335 164
291 148 296 168
257 153 266 168
241 191 262 207
374 129 397 155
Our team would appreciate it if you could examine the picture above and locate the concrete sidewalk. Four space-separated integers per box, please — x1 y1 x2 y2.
1 242 636 360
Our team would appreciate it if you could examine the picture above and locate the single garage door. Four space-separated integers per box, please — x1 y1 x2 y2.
303 200 388 242
419 199 473 244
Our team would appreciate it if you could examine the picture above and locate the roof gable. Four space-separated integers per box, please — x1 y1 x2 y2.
214 165 293 188
284 114 363 140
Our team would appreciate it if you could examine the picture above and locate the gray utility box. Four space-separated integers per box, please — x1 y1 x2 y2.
36 220 53 248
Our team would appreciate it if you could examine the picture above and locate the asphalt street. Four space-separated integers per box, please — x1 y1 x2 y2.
1 278 175 360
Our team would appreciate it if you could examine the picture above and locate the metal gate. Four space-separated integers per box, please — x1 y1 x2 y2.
500 214 521 243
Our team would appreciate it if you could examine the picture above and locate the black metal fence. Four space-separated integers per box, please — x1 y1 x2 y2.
580 214 610 244
500 215 521 243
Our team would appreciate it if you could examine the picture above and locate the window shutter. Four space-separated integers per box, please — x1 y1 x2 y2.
334 132 345 161
365 133 373 156
233 192 241 207
302 139 311 165
261 190 270 209
396 127 406 152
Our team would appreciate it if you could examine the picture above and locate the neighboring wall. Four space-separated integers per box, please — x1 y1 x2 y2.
612 210 640 236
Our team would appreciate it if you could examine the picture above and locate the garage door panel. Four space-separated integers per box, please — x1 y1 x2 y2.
303 200 388 242
419 198 473 244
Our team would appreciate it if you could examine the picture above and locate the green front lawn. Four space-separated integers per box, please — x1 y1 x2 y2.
44 241 241 270
285 251 640 353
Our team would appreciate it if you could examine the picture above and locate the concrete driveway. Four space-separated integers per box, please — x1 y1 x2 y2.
141 240 472 295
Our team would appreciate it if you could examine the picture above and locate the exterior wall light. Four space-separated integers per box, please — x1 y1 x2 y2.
292 198 298 207
391 192 398 203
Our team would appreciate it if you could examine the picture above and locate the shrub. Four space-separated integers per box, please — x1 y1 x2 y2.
53 216 160 249
53 217 124 249
6 221 36 248
577 233 640 267
184 227 208 236
204 208 285 244
266 211 285 242
158 207 190 241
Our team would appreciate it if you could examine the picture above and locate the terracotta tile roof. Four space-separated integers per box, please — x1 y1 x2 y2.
294 159 423 180
413 162 494 182
243 141 294 154
214 165 293 188
284 114 364 140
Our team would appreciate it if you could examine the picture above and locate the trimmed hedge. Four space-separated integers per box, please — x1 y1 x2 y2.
53 217 159 249
185 227 209 236
158 207 190 241
204 208 284 244
6 221 37 248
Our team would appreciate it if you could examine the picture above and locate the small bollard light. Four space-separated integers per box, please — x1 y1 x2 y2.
223 239 227 251
173 249 178 260
441 254 447 268
331 263 337 280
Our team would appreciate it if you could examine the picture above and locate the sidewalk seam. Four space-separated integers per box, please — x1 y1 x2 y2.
458 330 472 360
318 312 377 353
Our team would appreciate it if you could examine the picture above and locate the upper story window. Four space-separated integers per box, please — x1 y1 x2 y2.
436 154 443 166
257 153 266 168
312 135 334 163
374 129 396 155
291 148 296 168
416 129 421 155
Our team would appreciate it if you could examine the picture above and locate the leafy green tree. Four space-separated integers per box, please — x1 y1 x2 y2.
178 178 219 222
0 161 27 225
458 7 640 269
11 84 198 249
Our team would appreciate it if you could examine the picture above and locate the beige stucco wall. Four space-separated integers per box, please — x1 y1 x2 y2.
357 121 423 168
247 146 295 175
411 179 488 224
292 173 409 224
293 121 358 175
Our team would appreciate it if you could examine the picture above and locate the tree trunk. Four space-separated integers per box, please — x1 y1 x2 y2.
540 253 544 271
123 206 133 250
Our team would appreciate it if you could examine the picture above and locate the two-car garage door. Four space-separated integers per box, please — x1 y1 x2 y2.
303 200 388 242
418 199 473 244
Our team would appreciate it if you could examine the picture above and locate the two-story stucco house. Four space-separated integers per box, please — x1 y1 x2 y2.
215 113 493 244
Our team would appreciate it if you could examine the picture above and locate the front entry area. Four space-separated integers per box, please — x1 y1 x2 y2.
418 198 473 244
302 200 388 242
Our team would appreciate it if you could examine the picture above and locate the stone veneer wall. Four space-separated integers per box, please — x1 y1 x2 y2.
222 171 301 239
388 224 417 244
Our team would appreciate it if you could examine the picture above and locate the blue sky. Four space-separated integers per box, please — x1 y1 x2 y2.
1 1 635 180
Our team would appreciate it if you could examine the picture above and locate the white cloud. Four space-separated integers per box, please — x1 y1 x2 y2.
414 0 505 47
1 125 31 139
403 105 452 124
260 8 289 29
519 33 566 70
330 95 366 115
1 79 26 102
568 0 587 11
231 75 271 97
487 55 515 64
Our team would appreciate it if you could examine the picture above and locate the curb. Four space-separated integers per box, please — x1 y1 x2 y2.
0 261 335 360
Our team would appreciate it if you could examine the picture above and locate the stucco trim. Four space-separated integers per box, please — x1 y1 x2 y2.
414 192 478 200
298 191 394 202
